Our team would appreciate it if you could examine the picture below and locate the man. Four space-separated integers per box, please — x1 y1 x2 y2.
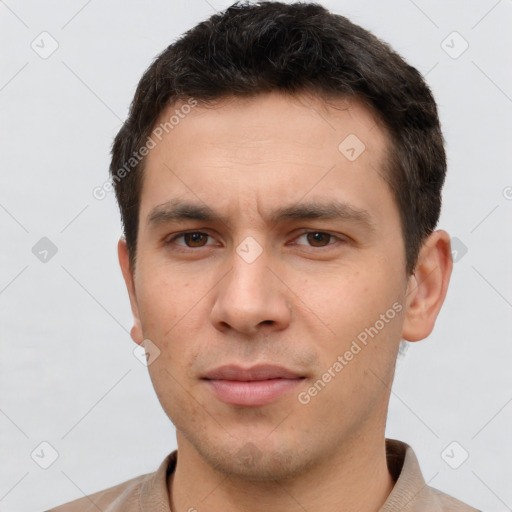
49 1 480 511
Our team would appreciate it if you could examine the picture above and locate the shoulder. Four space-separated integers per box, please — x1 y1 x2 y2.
384 439 482 512
45 471 151 512
45 451 177 512
428 485 482 512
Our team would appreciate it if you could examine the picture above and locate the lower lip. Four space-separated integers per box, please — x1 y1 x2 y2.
204 378 304 407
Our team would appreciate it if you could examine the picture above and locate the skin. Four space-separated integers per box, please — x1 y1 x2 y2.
118 91 452 512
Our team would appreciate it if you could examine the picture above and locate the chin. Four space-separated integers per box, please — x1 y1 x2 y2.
194 436 313 482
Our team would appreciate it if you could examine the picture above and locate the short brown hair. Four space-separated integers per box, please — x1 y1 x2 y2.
110 1 446 275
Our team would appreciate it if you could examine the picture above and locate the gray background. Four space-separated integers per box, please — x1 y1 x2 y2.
1 0 511 510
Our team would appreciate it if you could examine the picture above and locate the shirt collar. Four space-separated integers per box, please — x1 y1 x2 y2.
138 438 436 512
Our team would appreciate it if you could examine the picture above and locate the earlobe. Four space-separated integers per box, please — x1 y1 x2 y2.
401 230 453 342
117 237 144 345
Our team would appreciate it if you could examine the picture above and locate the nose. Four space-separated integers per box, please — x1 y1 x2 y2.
210 247 292 336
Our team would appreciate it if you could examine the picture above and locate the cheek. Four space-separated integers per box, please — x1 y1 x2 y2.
295 267 393 331
301 265 404 373
146 363 200 434
136 265 199 335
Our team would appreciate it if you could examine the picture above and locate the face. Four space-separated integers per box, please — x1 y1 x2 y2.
120 92 417 480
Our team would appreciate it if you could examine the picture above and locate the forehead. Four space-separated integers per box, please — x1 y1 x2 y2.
140 91 394 227
151 92 388 158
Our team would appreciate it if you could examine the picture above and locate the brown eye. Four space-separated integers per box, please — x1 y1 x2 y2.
183 232 209 247
306 232 332 247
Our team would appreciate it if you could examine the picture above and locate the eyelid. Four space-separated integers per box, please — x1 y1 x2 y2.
165 230 218 247
291 230 347 248
164 230 348 249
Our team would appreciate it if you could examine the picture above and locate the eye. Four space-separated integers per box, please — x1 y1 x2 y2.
167 231 215 248
294 231 342 248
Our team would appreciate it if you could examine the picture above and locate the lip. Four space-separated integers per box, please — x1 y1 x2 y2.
203 364 303 381
202 364 305 407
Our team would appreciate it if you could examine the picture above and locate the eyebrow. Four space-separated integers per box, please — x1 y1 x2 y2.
147 200 220 226
146 198 375 232
270 201 375 230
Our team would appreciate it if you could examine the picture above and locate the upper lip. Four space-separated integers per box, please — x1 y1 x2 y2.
202 364 304 381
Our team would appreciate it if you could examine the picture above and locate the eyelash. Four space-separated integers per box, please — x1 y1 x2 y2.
165 231 346 250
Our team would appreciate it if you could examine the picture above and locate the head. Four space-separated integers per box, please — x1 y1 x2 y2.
114 1 452 480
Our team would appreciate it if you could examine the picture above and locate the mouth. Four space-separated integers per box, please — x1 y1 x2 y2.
202 364 306 407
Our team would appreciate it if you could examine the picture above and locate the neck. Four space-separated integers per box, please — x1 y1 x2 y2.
168 432 395 512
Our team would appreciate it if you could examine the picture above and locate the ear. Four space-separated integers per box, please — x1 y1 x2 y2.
118 237 144 345
402 230 453 342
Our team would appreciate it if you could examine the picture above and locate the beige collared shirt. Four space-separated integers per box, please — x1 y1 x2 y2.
47 439 480 511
